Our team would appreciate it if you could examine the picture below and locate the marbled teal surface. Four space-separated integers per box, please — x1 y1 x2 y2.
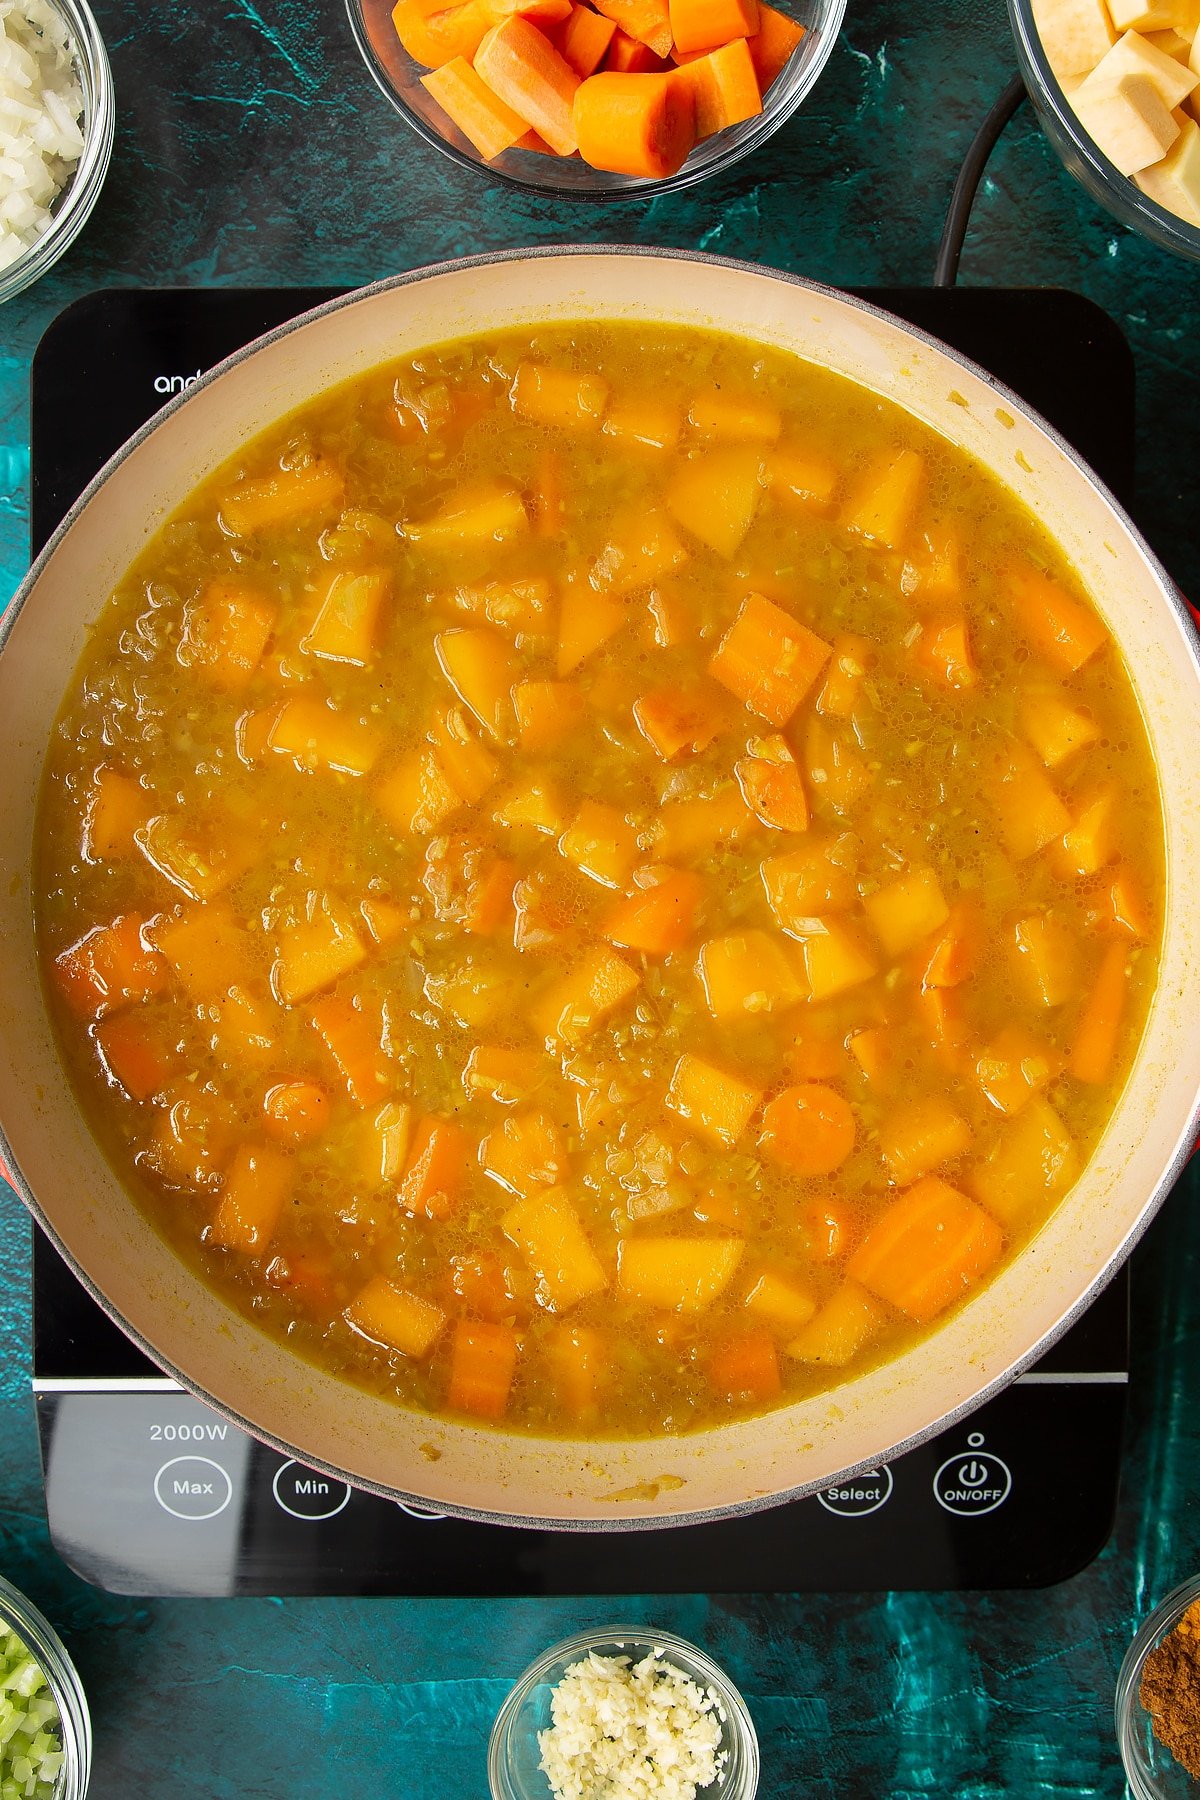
1 0 1199 1794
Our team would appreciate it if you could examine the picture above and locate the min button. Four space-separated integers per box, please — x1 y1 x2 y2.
272 1461 351 1521
153 1455 233 1521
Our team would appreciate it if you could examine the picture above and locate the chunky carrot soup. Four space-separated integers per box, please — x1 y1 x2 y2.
34 323 1163 1437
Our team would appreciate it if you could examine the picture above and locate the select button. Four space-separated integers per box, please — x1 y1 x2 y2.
272 1460 351 1521
817 1465 894 1517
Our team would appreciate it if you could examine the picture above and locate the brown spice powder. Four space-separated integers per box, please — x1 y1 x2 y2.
1140 1597 1200 1778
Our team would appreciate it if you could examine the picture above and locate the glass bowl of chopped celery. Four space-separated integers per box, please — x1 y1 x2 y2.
488 1626 758 1800
0 1575 91 1800
0 0 115 304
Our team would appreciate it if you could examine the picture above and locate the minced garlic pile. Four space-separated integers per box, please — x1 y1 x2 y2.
537 1647 728 1800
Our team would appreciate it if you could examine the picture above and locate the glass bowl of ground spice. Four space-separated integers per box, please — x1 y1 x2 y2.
1117 1578 1200 1798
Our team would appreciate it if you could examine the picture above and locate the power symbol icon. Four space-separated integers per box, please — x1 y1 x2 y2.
959 1459 988 1485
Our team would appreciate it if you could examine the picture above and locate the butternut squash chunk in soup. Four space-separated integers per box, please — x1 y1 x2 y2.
35 323 1163 1438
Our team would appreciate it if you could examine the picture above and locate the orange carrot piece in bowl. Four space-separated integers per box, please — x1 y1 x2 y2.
474 17 581 155
752 1 805 86
603 25 667 69
573 70 696 176
746 2 804 88
420 56 531 158
669 0 757 56
551 2 617 74
392 0 490 67
591 0 673 57
670 37 761 137
484 0 572 21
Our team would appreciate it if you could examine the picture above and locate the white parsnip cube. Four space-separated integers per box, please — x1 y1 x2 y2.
1072 70 1180 171
1145 26 1193 54
1135 110 1200 217
1032 0 1116 75
1109 0 1185 30
1088 27 1200 106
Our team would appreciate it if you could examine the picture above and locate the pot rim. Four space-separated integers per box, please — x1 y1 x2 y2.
4 246 1199 1530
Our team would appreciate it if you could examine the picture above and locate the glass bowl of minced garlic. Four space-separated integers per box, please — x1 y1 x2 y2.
1010 0 1200 260
489 1627 759 1800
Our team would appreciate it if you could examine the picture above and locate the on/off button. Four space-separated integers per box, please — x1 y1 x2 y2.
933 1442 1012 1516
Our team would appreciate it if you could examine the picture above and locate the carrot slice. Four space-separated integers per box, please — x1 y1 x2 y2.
759 1083 856 1176
669 0 757 56
709 1329 781 1404
447 1319 520 1418
484 0 572 20
670 37 761 137
573 70 696 176
211 1144 291 1255
1069 941 1129 1085
591 0 673 57
420 56 530 158
474 17 581 155
603 24 667 68
262 1079 331 1144
747 3 804 88
93 1011 175 1101
391 0 490 67
552 2 617 75
848 1176 1003 1323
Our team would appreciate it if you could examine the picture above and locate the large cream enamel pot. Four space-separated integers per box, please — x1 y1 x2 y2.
2 249 1199 1529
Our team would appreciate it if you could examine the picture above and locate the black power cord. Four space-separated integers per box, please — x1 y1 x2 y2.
934 74 1029 286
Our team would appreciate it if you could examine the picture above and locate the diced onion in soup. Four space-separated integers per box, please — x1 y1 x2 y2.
0 0 84 272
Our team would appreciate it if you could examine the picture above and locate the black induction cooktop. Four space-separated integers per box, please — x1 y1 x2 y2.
29 284 1135 1598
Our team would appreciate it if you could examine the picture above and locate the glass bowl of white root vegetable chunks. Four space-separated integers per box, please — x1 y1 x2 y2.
345 0 844 194
1011 0 1200 260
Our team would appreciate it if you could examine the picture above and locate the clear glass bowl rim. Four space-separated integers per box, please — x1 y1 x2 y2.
0 1573 93 1800
0 0 116 306
1114 1574 1200 1800
1007 0 1200 261
488 1625 760 1800
344 0 846 200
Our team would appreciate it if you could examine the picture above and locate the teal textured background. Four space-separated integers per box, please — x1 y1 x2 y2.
1 1 1199 1795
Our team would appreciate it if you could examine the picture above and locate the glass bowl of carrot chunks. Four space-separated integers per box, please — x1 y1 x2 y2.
346 0 844 193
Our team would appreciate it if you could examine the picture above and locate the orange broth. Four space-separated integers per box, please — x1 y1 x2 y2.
33 322 1163 1437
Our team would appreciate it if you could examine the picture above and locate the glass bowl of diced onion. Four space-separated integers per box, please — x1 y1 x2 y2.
0 1574 91 1800
0 0 114 304
488 1626 759 1800
1009 0 1200 261
345 0 844 197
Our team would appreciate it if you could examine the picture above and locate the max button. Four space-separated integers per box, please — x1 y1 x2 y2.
153 1455 233 1521
817 1465 894 1517
272 1461 351 1521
